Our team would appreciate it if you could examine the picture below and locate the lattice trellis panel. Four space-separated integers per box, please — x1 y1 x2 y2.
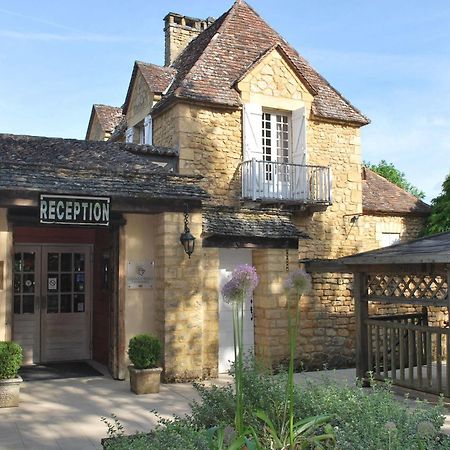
367 273 448 300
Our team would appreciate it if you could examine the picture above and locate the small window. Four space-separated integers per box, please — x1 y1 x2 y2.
380 232 400 247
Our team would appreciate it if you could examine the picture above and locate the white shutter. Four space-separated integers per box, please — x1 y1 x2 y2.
144 115 153 145
242 103 262 161
242 104 263 200
292 106 306 165
125 127 134 143
291 107 307 199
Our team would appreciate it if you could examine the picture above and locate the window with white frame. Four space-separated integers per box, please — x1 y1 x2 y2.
261 111 290 181
125 115 152 145
380 232 401 247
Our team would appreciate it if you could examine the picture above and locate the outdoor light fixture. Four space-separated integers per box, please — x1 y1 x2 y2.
180 204 196 258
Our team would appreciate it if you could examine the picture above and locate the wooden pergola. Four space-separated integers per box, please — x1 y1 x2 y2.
342 232 450 395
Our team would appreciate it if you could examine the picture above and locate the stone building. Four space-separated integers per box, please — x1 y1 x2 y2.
0 1 430 379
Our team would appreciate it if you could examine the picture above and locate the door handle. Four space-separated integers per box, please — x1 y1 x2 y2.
41 296 46 310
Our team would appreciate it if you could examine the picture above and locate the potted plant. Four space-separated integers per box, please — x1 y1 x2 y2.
0 341 23 408
128 334 162 395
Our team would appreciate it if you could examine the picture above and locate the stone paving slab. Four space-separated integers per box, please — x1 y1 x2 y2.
0 368 449 449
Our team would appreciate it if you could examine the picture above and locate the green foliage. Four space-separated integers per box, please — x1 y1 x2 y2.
425 172 450 235
254 409 335 449
102 365 449 449
365 160 426 199
0 341 23 380
300 376 450 449
128 334 161 369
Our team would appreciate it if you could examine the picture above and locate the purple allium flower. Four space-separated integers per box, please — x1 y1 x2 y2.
283 269 312 296
221 264 259 304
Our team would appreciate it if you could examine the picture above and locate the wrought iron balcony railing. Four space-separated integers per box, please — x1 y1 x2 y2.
241 159 332 204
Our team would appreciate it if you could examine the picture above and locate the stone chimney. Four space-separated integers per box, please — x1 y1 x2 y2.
164 13 214 66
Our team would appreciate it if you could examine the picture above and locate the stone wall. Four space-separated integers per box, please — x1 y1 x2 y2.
253 248 298 365
154 211 219 381
0 209 12 341
299 271 356 369
164 19 202 66
295 120 363 260
359 214 427 252
127 71 152 128
154 103 242 204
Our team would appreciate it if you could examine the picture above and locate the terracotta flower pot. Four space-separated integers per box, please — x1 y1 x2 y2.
129 366 162 395
0 375 22 408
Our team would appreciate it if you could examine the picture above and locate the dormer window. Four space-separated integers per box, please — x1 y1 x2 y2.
125 115 152 145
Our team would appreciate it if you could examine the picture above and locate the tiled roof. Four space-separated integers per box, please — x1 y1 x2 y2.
153 0 369 125
203 206 308 240
0 134 178 170
92 104 124 133
362 167 431 216
341 231 450 265
0 134 205 202
123 62 176 115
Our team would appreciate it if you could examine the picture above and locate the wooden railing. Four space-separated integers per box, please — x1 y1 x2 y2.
366 312 450 395
241 159 331 203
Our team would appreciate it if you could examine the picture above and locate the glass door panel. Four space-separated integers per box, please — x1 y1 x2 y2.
12 247 41 364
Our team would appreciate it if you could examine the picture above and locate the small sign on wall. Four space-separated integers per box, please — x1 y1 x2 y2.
127 261 154 289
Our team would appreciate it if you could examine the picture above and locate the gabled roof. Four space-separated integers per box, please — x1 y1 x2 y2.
123 61 176 115
0 134 207 204
341 231 450 265
85 104 123 139
362 167 431 216
153 0 369 126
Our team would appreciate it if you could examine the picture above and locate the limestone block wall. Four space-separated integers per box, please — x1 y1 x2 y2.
0 208 12 341
153 104 179 149
164 19 202 66
154 211 219 381
127 71 152 128
298 272 356 369
253 248 300 366
238 48 314 109
295 120 363 260
155 103 242 204
358 214 427 252
87 115 107 141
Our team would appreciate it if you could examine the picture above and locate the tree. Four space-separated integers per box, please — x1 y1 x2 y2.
365 160 426 199
425 173 450 235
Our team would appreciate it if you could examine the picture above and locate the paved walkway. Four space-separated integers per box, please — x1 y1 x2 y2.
0 367 449 449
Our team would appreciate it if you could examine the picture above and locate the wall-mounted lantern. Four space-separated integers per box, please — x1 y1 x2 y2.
180 204 196 258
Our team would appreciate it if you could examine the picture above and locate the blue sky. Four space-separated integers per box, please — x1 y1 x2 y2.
0 0 449 202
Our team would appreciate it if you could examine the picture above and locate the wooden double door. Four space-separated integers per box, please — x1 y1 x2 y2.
13 245 92 364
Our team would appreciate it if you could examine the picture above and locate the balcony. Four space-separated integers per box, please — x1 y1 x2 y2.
241 159 332 204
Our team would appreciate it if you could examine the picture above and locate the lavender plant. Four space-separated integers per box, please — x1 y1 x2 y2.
221 264 259 437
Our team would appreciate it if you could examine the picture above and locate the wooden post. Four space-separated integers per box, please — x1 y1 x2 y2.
355 271 369 384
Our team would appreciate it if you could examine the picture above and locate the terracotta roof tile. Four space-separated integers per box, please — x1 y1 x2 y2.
153 0 369 125
123 62 176 115
93 104 124 133
362 167 431 216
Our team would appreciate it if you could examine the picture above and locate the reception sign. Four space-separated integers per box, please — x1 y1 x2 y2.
39 194 110 226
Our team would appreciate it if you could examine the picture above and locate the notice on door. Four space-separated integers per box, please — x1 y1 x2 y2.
39 194 110 226
127 261 154 289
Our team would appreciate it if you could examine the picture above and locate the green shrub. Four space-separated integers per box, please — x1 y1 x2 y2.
102 361 450 449
128 334 161 369
0 341 23 380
